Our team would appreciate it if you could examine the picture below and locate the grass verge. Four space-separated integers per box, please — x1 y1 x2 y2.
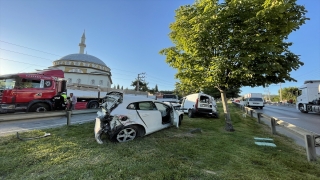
0 103 319 180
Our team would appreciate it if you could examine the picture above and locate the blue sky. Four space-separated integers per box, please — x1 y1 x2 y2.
0 0 319 96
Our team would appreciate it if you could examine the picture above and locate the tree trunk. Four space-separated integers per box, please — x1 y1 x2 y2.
220 90 235 132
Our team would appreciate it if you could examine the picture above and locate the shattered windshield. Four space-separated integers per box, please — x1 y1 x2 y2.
0 78 16 90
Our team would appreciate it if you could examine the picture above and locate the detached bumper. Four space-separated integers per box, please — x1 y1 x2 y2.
94 117 104 144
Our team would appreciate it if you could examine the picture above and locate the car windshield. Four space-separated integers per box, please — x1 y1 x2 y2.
0 78 16 90
249 98 263 101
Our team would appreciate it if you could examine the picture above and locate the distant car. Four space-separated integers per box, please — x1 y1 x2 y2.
235 100 240 103
94 92 182 144
244 97 264 109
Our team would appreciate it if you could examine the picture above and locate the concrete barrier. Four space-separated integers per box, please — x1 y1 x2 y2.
0 109 98 122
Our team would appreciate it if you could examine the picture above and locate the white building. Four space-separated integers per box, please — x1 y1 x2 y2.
50 31 112 88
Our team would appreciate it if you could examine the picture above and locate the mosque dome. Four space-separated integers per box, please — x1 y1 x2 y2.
58 53 106 66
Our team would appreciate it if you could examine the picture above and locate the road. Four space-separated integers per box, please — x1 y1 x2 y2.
0 113 97 137
255 104 320 134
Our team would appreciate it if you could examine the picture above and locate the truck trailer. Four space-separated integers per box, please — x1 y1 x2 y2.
0 69 146 113
296 80 320 113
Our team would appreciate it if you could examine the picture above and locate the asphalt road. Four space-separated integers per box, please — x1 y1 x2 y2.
0 113 97 137
255 104 320 134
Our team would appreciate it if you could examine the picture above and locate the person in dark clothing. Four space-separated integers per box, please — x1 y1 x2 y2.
53 92 65 110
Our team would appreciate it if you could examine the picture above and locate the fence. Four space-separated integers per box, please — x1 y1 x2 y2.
233 102 320 162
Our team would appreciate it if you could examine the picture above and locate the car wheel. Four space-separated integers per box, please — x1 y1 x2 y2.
113 125 138 142
188 109 194 118
29 103 49 112
298 103 308 113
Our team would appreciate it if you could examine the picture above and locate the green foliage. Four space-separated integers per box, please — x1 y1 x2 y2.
155 84 159 92
160 0 308 92
117 84 120 89
280 86 298 103
203 86 241 99
131 80 149 91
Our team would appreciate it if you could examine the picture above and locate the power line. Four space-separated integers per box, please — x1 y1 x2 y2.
0 40 62 57
0 48 54 62
0 58 49 67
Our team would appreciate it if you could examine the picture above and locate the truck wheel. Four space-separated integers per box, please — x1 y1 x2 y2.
188 109 194 118
298 103 308 113
88 101 99 109
30 103 49 112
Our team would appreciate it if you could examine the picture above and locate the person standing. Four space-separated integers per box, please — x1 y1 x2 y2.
69 93 77 110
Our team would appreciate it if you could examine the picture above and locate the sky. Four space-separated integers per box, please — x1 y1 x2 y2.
0 0 319 96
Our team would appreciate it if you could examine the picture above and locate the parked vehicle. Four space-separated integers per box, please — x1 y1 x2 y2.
181 93 218 118
243 97 264 109
296 80 320 113
94 92 182 144
0 69 144 113
157 94 179 103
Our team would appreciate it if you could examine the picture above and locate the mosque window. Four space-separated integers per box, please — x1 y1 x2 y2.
91 79 95 85
67 78 72 84
77 78 81 84
99 80 103 85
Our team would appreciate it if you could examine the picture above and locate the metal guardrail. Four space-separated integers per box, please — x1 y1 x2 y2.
233 102 319 162
0 109 98 122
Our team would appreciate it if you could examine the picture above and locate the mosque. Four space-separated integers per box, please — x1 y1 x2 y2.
49 31 112 88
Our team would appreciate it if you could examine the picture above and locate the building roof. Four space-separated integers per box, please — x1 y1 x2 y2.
58 53 106 66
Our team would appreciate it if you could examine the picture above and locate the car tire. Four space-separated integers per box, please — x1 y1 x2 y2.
112 125 138 143
188 109 194 118
29 103 49 112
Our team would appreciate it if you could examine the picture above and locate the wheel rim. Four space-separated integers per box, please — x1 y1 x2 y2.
299 104 304 111
116 128 136 142
36 107 47 112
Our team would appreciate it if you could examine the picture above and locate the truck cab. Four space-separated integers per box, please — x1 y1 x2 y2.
296 80 320 113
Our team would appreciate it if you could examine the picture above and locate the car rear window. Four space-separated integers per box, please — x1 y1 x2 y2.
163 95 176 99
249 98 263 101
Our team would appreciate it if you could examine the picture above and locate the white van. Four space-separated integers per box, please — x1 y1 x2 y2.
243 97 264 109
181 93 218 118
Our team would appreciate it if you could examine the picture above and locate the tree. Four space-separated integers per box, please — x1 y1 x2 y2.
131 80 149 91
155 84 159 92
121 86 123 90
160 0 308 131
113 85 116 89
117 84 120 89
280 86 298 103
203 87 241 99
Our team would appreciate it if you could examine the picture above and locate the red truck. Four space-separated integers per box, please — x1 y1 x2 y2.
0 69 104 113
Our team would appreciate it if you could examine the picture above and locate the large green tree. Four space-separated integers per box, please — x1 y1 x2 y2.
280 86 298 103
203 86 241 99
160 0 308 131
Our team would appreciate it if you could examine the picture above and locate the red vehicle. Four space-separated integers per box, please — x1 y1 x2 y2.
0 69 102 113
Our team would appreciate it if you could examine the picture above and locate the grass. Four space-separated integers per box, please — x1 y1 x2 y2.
1 103 320 180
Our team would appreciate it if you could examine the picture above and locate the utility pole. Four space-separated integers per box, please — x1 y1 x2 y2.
280 83 282 102
137 72 145 92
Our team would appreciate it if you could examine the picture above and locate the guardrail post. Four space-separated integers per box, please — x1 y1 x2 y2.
250 110 253 117
257 113 261 123
271 118 276 134
304 134 317 161
66 110 72 126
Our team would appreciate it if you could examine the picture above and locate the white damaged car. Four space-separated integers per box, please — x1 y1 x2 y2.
94 92 183 144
